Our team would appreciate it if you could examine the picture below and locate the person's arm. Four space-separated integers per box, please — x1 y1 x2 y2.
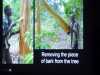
10 17 23 36
5 17 23 37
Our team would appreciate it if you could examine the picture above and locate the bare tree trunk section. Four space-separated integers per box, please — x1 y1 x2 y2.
36 0 41 34
19 0 30 56
35 0 41 48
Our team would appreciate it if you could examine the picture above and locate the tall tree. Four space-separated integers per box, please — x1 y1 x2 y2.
35 0 41 48
36 0 41 34
19 0 30 56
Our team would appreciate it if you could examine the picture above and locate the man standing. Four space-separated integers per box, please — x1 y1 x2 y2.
70 15 79 49
2 5 13 64
2 5 23 64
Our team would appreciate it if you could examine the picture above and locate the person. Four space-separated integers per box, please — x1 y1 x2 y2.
2 5 13 64
70 15 79 49
2 5 23 64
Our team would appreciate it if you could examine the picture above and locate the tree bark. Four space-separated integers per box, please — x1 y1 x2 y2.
19 0 30 56
36 0 41 34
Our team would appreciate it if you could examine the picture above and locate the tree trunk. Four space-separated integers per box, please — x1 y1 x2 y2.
36 0 41 34
35 0 41 48
19 0 30 56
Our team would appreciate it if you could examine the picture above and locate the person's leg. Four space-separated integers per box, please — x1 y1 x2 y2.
71 30 78 49
5 49 12 64
71 30 76 49
2 49 6 64
73 32 78 49
4 36 12 64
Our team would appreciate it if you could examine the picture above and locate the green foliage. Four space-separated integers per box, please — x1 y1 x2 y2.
23 52 33 64
25 32 33 50
35 34 41 49
25 23 33 50
11 23 20 32
41 30 56 38
35 29 57 49
64 0 83 20
40 42 51 49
